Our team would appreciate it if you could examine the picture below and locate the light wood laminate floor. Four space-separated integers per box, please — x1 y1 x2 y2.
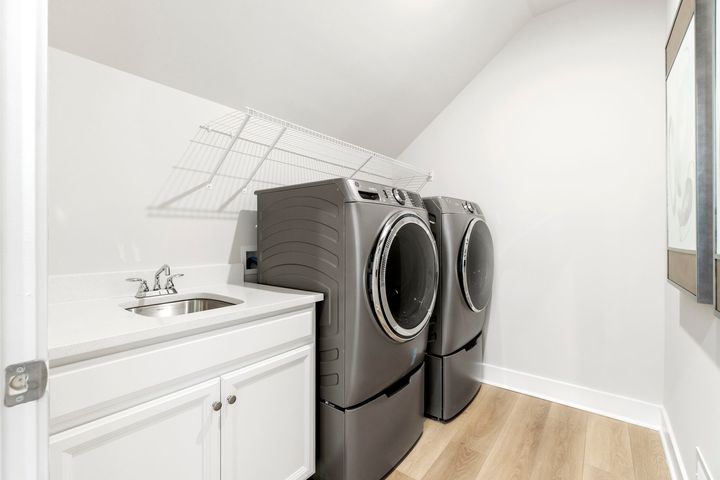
388 385 670 480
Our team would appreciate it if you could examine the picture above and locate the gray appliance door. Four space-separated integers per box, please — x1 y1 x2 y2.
459 218 494 312
369 212 439 342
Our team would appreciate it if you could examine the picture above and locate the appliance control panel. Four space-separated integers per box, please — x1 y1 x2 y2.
433 197 482 215
349 180 424 208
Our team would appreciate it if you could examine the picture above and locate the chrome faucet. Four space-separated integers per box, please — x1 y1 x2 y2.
153 264 171 291
126 264 183 299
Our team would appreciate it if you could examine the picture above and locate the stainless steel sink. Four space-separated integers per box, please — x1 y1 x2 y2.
125 297 240 318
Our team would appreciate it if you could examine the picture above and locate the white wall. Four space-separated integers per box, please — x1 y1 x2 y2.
402 0 667 407
662 1 720 477
664 286 720 477
48 49 255 277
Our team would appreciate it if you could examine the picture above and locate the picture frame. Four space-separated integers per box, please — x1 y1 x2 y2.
666 0 714 304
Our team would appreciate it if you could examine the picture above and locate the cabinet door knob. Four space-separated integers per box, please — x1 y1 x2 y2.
227 395 237 405
212 401 222 411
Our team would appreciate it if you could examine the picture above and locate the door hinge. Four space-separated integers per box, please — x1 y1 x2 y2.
4 360 48 407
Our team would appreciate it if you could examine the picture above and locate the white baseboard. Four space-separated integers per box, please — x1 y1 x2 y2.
696 447 713 480
660 407 688 480
476 363 662 430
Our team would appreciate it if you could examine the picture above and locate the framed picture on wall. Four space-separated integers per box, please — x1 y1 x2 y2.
712 0 720 316
666 0 713 304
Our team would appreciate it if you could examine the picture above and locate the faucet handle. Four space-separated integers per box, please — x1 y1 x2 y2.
165 273 184 291
126 278 150 297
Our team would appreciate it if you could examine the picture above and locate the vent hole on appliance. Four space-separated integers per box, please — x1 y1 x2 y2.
358 191 380 200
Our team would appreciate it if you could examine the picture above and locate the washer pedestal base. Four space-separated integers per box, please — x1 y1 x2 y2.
315 364 424 480
425 333 483 421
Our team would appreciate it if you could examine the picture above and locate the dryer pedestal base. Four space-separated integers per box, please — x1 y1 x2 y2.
425 333 483 421
315 364 424 480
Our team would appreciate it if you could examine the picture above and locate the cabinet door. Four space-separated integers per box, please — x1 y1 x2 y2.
50 379 220 480
221 345 314 480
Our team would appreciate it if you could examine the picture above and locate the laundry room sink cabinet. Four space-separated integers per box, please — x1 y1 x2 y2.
48 297 318 480
220 346 313 480
49 379 223 480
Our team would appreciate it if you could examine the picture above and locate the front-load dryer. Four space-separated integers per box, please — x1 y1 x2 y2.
423 196 494 421
256 178 439 480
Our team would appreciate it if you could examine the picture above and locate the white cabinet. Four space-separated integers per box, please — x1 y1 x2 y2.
50 379 221 480
49 307 316 480
221 345 314 480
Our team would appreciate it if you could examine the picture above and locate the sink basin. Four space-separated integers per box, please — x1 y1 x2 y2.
126 297 240 318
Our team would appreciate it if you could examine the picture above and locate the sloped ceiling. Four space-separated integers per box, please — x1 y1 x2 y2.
526 0 577 15
49 0 574 156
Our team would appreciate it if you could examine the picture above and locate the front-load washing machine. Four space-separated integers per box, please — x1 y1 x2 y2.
256 178 439 480
423 196 494 421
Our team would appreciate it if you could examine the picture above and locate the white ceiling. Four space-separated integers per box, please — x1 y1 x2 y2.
49 0 574 156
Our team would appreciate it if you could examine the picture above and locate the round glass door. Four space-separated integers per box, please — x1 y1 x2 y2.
459 218 494 312
369 213 439 342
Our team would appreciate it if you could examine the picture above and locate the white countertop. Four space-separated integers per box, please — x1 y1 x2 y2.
49 283 323 365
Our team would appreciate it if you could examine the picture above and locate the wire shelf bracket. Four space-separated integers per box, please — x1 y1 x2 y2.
218 126 287 212
207 113 250 188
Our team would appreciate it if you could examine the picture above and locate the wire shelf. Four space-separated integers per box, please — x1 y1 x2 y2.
149 108 433 218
